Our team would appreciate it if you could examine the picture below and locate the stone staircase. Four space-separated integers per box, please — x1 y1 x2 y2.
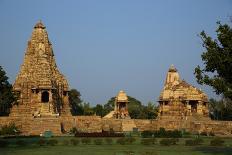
103 111 115 118
121 119 137 132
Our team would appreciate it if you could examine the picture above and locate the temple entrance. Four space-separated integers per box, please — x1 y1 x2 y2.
189 100 197 113
119 102 126 110
41 91 49 103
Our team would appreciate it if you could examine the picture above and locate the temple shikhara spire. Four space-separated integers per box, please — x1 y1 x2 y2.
11 20 71 117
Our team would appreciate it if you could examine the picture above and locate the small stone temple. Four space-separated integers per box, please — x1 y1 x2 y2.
104 90 130 119
11 21 71 117
158 65 209 120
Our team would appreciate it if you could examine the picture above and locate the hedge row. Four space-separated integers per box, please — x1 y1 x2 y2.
141 128 182 138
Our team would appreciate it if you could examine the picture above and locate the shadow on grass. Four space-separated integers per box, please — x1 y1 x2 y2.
193 146 232 155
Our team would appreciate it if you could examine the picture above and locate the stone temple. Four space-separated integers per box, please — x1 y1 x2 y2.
11 21 71 117
158 65 209 121
0 21 232 136
104 90 130 119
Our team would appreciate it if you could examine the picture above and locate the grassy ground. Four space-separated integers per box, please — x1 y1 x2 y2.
1 137 232 155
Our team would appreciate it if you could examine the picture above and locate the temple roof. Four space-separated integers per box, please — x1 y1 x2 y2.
116 90 128 102
160 65 208 102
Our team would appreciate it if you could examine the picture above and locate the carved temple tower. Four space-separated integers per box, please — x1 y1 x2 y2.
158 65 209 120
11 21 71 117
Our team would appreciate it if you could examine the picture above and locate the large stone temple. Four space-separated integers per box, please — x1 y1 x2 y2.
11 21 71 117
158 65 209 121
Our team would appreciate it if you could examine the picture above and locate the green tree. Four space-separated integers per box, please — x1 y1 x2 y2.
141 102 158 119
83 102 94 115
103 97 115 116
93 104 104 117
127 96 143 119
194 21 232 99
0 66 16 116
68 89 83 115
209 98 232 120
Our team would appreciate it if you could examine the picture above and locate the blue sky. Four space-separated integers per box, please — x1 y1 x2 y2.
0 0 231 105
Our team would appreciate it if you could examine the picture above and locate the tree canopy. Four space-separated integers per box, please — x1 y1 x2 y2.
68 89 83 115
0 66 16 116
194 21 232 99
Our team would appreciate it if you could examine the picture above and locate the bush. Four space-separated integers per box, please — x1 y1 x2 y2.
125 137 136 144
0 140 9 147
70 127 78 134
141 128 182 138
141 131 153 138
105 138 113 145
70 139 80 145
0 123 20 135
141 138 156 145
81 138 91 144
94 138 103 145
116 138 126 145
16 140 26 146
159 138 178 146
47 139 58 146
63 140 70 145
37 139 47 146
185 138 204 146
210 138 224 146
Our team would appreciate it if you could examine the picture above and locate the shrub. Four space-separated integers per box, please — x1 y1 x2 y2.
116 138 126 145
105 138 113 145
63 140 70 145
16 140 26 146
70 139 80 145
125 137 136 144
81 138 91 144
185 138 204 146
0 123 20 135
195 138 204 145
210 138 224 146
159 138 177 146
37 139 46 146
141 138 156 145
47 139 58 146
0 140 9 147
169 138 179 145
70 127 78 134
94 138 103 145
142 128 182 138
141 131 153 138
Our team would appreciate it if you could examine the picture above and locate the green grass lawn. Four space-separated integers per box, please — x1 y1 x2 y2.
1 137 232 155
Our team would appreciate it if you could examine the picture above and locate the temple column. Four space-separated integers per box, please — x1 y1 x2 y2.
197 101 203 115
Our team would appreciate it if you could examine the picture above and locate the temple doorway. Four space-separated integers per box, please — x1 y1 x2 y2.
41 91 49 103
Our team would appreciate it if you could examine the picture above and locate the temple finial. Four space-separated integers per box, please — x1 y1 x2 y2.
34 20 46 29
